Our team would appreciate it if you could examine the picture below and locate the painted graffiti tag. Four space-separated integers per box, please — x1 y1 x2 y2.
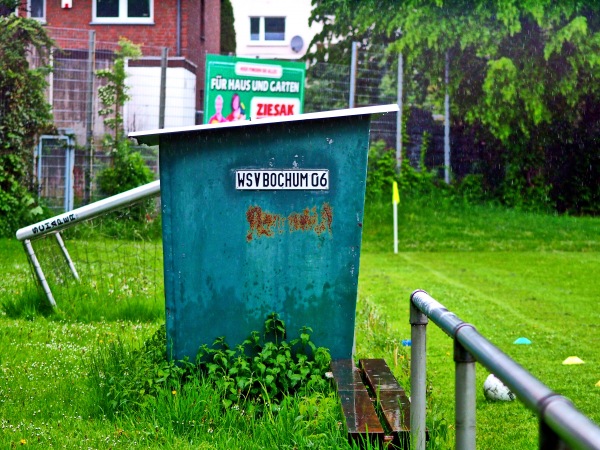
246 203 333 242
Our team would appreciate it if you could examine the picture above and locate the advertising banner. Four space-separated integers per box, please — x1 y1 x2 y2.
204 54 306 124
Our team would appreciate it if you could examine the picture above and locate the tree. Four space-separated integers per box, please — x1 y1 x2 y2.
220 0 236 55
309 1 600 213
0 7 54 236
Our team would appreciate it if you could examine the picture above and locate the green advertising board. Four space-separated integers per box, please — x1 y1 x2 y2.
203 54 305 124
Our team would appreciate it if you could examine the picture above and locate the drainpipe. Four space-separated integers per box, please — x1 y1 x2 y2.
176 0 182 56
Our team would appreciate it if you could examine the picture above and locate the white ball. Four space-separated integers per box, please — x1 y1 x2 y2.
483 374 516 401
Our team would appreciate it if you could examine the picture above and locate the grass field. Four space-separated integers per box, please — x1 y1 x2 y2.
359 197 600 448
1 195 599 448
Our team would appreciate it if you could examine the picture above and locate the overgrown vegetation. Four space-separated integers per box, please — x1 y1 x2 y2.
0 6 54 236
87 314 333 426
196 313 331 413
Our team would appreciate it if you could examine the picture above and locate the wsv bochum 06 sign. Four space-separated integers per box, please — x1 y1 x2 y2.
203 54 305 124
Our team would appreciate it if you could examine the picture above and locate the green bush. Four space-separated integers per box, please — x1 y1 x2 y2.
366 140 398 200
0 14 53 237
96 140 154 197
197 313 332 413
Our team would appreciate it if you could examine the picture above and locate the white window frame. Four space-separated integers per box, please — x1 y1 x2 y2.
249 16 286 45
92 0 154 25
28 0 46 23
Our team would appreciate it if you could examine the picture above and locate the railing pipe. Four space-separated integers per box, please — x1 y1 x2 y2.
410 289 600 450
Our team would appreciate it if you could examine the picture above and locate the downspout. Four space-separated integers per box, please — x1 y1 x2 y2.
176 0 182 56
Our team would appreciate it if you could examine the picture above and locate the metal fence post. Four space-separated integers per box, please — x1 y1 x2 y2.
349 42 358 108
443 50 451 184
159 47 169 129
454 330 476 450
84 30 96 205
396 52 403 171
410 290 429 450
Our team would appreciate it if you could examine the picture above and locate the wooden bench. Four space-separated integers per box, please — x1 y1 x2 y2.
330 358 413 449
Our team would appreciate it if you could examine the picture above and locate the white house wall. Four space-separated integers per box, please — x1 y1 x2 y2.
231 0 322 59
125 66 196 132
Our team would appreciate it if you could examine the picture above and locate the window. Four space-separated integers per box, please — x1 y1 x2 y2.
29 0 45 22
250 17 260 41
249 17 286 42
264 17 285 41
93 0 153 24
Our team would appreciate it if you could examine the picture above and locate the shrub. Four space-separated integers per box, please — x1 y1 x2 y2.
87 314 332 418
197 313 332 413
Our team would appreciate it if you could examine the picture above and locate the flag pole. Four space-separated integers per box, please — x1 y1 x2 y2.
393 181 399 254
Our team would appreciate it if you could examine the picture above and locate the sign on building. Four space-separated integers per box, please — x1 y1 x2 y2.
203 54 305 124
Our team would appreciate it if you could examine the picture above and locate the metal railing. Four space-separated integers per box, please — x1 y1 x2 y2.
409 289 600 450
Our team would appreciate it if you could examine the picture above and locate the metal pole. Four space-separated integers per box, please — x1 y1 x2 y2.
23 239 56 308
410 290 428 450
444 51 450 184
159 47 169 129
396 52 403 171
84 30 96 205
349 42 358 108
454 336 476 450
393 201 398 254
54 232 80 282
65 137 75 212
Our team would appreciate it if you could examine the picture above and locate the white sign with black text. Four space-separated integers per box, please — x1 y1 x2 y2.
235 170 329 190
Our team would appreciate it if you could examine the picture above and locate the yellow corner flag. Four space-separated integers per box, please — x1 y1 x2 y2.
392 181 400 205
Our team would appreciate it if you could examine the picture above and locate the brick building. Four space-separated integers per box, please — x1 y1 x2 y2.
18 0 221 137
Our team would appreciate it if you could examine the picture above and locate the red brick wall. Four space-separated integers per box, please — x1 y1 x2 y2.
43 1 179 53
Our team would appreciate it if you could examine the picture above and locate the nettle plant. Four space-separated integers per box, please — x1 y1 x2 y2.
88 314 332 417
196 313 332 411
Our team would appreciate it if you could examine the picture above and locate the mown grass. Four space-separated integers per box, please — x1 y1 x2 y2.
1 194 599 449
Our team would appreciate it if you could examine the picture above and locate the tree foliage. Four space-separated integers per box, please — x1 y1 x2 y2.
0 10 54 236
220 0 236 55
309 1 600 213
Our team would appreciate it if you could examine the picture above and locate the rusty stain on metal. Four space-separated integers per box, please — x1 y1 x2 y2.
288 207 318 232
246 202 333 242
245 206 286 242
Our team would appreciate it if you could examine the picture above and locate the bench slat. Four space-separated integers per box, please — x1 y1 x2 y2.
360 358 412 446
331 359 385 444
